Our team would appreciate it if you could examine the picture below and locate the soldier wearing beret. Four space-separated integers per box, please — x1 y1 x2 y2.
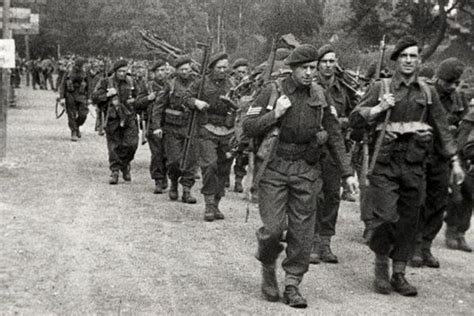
410 57 469 267
92 59 139 184
183 52 235 221
243 44 357 308
135 59 170 193
59 58 90 142
150 56 198 203
349 36 464 296
309 44 358 265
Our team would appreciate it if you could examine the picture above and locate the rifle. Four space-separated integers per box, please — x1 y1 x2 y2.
179 37 213 171
243 36 278 216
139 79 153 146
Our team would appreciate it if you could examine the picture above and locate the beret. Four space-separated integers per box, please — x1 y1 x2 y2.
317 44 335 61
232 58 249 69
390 35 418 61
275 48 291 61
436 57 464 82
112 59 128 72
208 52 228 69
150 59 166 72
174 55 192 69
285 44 318 66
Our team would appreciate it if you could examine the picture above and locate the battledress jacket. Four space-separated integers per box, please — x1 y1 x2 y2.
242 75 353 177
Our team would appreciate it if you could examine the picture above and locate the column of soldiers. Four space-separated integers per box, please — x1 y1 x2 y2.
51 37 472 309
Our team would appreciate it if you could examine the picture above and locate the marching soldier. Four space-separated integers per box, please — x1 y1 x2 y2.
151 56 198 203
59 58 90 142
310 44 358 265
184 52 235 221
243 45 357 308
144 59 169 194
445 109 473 252
349 36 464 296
411 58 468 268
92 59 139 185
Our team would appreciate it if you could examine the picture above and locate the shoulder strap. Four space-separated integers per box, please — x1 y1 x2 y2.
310 82 327 128
417 78 432 122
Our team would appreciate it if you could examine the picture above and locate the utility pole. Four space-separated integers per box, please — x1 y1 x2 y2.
0 0 11 158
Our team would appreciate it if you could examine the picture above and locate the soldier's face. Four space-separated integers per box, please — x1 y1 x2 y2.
116 67 128 80
437 78 460 94
397 46 420 76
154 66 167 81
214 59 229 80
292 61 318 86
177 63 192 80
235 66 249 81
318 52 337 78
136 66 146 78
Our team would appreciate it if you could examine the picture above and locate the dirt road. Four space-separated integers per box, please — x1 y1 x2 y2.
1 85 473 314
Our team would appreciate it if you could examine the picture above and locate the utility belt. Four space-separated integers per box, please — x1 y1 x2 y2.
376 121 433 164
276 135 327 165
164 108 190 127
205 112 235 129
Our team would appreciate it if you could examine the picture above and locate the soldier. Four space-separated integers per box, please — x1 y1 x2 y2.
151 56 198 203
410 58 468 268
92 59 138 185
243 45 357 308
349 36 464 296
143 59 169 194
309 44 358 265
445 109 473 252
59 58 89 142
231 58 251 192
184 52 235 221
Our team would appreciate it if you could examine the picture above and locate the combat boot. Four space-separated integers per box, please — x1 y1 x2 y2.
373 254 391 294
309 238 321 264
77 128 82 138
341 189 357 202
71 131 78 142
203 195 216 222
182 186 197 204
421 242 440 268
445 226 459 250
390 273 418 296
234 177 243 193
109 171 119 185
122 164 131 182
213 195 225 220
261 263 279 302
283 286 307 308
457 236 472 252
319 236 338 263
409 242 423 268
168 179 178 201
154 180 163 194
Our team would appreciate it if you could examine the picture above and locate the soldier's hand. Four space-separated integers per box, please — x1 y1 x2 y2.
194 99 209 111
343 176 359 194
126 98 136 105
275 95 292 119
147 92 156 101
330 105 338 117
106 87 117 97
451 159 465 185
379 93 395 111
153 129 163 138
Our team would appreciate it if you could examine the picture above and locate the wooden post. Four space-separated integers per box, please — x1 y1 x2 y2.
0 0 11 158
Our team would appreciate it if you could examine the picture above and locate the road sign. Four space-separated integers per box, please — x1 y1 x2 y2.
0 7 30 30
0 39 15 68
11 12 37 34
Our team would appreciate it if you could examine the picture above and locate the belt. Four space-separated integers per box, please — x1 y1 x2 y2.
276 141 309 161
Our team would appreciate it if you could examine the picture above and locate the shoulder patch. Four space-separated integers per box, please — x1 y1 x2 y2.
246 106 263 116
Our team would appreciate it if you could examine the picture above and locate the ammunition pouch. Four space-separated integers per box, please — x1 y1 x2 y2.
164 108 190 127
224 111 236 129
405 130 433 163
206 113 231 128
302 129 328 165
256 128 279 161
